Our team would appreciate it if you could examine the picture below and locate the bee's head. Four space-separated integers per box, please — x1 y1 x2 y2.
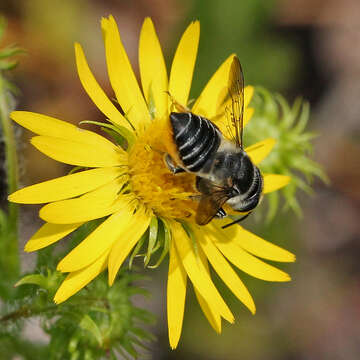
231 152 254 194
226 154 263 212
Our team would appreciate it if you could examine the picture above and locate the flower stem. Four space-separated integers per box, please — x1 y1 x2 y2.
0 73 20 277
0 304 58 323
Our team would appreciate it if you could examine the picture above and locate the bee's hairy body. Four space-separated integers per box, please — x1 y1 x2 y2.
167 112 263 215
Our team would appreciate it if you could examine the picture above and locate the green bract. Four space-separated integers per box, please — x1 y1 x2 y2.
246 87 328 220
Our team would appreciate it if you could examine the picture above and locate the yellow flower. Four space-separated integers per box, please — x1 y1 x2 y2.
9 16 294 348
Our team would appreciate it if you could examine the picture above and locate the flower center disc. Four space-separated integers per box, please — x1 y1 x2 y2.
128 121 198 220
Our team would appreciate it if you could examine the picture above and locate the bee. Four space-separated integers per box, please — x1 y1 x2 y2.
165 56 263 227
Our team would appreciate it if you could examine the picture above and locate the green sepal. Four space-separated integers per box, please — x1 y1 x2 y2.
128 232 147 269
68 166 85 175
144 217 158 267
148 219 171 269
79 120 136 149
181 222 198 257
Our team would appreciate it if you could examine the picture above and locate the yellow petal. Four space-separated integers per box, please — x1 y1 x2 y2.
30 136 124 167
192 54 235 119
74 43 132 130
57 203 135 272
194 290 222 334
167 236 187 349
25 222 84 252
54 250 109 304
168 21 200 108
243 107 254 128
244 86 254 108
245 138 276 165
101 16 150 132
108 207 151 285
9 167 123 204
196 227 256 314
215 221 295 262
139 17 168 119
40 179 129 224
194 247 222 333
171 221 234 323
209 225 291 282
10 111 122 148
263 174 291 194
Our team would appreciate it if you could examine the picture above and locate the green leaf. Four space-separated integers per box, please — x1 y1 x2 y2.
0 17 6 41
293 101 310 134
132 307 156 324
79 314 103 346
121 337 138 358
70 350 80 360
15 274 48 289
0 60 18 70
0 208 7 230
0 45 25 60
68 336 79 353
131 326 156 342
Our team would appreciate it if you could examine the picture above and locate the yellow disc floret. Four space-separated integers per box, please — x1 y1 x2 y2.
128 120 197 220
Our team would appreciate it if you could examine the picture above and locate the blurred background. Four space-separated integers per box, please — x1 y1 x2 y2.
1 0 360 359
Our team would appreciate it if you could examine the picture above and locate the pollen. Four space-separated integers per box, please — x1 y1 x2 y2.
128 120 198 220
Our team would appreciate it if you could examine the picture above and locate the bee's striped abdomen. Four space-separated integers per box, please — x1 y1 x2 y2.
170 112 221 172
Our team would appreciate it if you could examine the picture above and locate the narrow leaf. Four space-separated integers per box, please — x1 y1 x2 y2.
79 314 103 346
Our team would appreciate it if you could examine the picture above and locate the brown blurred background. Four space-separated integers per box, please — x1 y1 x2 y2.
1 0 360 359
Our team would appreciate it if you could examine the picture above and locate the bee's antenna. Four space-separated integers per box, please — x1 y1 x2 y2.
221 212 252 229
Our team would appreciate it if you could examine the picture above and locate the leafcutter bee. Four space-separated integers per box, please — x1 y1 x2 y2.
165 56 263 227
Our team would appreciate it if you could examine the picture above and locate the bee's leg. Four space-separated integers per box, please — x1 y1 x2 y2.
215 208 227 219
164 153 185 174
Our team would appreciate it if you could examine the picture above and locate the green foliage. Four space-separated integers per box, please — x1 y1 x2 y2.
1 220 155 359
129 217 171 269
0 17 24 71
79 120 136 150
1 268 155 359
0 16 23 292
246 87 329 221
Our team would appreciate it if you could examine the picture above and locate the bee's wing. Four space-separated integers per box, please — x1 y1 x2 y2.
195 191 231 225
226 56 245 148
195 179 232 225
